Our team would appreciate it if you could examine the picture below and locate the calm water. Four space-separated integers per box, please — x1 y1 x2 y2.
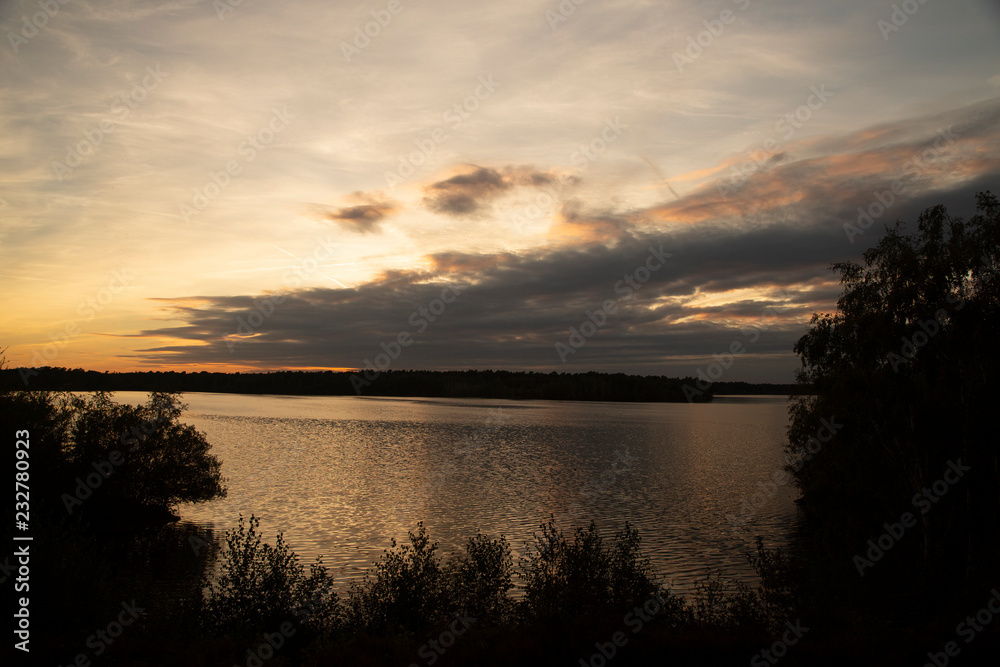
116 392 801 596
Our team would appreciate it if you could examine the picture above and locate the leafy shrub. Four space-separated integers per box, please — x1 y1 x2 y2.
684 537 800 633
518 518 667 623
789 191 1000 598
0 388 74 516
67 391 226 509
444 532 514 626
0 386 225 520
688 571 761 631
607 520 666 610
203 514 339 640
746 537 799 630
346 522 447 636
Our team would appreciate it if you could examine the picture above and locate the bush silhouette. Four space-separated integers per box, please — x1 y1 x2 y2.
444 532 515 627
66 391 226 510
518 518 666 623
346 521 448 636
203 514 339 640
0 385 226 521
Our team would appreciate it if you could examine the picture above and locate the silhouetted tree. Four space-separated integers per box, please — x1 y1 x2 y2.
0 380 226 520
787 191 1000 606
64 391 227 511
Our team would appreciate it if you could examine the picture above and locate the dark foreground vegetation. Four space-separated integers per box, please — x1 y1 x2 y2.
3 192 1000 665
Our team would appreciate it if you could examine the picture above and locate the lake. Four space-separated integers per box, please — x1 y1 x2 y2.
117 392 802 597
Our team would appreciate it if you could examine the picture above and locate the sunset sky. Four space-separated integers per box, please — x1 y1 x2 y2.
2 0 999 382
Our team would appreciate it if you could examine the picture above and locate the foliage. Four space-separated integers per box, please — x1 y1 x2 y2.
345 522 448 636
444 532 515 626
518 518 665 622
788 191 1000 601
745 537 799 628
680 538 799 634
65 391 227 509
203 514 339 639
688 571 758 631
0 381 225 517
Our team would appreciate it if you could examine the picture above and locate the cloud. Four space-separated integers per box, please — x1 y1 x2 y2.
311 193 398 233
652 98 1000 231
2 0 999 382
547 200 638 244
423 165 557 217
133 215 845 379
130 98 1000 381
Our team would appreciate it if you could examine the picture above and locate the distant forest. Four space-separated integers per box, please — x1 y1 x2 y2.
0 367 805 402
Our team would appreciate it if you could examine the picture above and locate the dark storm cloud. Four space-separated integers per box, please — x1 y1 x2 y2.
133 216 846 379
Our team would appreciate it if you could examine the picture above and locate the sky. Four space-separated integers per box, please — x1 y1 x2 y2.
2 0 999 383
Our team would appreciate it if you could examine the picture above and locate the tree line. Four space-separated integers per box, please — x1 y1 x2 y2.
2 368 725 402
